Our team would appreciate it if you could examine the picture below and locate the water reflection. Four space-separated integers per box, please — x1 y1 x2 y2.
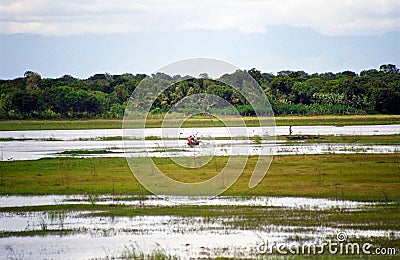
1 124 400 140
0 195 377 209
1 139 399 161
1 125 399 161
0 195 397 259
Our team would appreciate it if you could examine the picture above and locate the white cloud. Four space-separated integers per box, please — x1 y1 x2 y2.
0 0 399 36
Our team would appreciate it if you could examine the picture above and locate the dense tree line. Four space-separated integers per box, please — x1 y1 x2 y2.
249 64 400 115
0 64 399 119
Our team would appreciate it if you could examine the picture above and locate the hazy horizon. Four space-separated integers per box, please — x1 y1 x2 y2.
1 0 399 79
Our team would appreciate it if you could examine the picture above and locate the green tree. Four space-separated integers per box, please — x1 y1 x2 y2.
24 71 42 91
380 64 399 74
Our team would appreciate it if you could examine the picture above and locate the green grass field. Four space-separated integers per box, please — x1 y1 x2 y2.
1 154 399 255
1 114 400 130
1 154 399 201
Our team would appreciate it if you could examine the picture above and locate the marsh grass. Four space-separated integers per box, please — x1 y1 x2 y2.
279 134 400 144
1 203 398 239
1 229 77 238
253 135 262 144
0 154 399 201
75 136 122 141
145 136 162 140
119 244 177 260
58 149 118 155
0 137 61 142
84 204 400 230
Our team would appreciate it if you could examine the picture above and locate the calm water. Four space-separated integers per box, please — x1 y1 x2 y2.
1 125 399 161
1 139 399 161
0 196 396 259
0 195 376 209
1 124 400 140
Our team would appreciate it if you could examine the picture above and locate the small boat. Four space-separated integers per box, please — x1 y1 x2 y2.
187 136 200 146
284 135 320 140
187 140 200 146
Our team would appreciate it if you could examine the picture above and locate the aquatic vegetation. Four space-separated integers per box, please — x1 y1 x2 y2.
57 149 117 155
119 244 178 260
0 196 398 258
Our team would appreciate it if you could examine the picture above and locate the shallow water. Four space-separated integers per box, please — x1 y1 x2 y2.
0 195 397 259
1 214 395 259
1 124 399 140
1 125 399 161
0 195 376 209
1 139 399 161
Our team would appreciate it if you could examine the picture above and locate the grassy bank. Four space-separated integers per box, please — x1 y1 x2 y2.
1 203 399 235
275 114 400 126
0 119 123 131
1 114 400 130
0 154 399 201
277 134 400 144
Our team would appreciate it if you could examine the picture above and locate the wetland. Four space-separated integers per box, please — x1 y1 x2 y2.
0 120 399 258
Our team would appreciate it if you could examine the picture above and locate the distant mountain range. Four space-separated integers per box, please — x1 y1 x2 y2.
1 26 399 79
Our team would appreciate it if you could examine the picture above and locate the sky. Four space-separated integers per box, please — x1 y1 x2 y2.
1 0 400 79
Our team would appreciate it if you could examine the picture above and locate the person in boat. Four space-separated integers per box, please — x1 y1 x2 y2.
187 135 199 146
